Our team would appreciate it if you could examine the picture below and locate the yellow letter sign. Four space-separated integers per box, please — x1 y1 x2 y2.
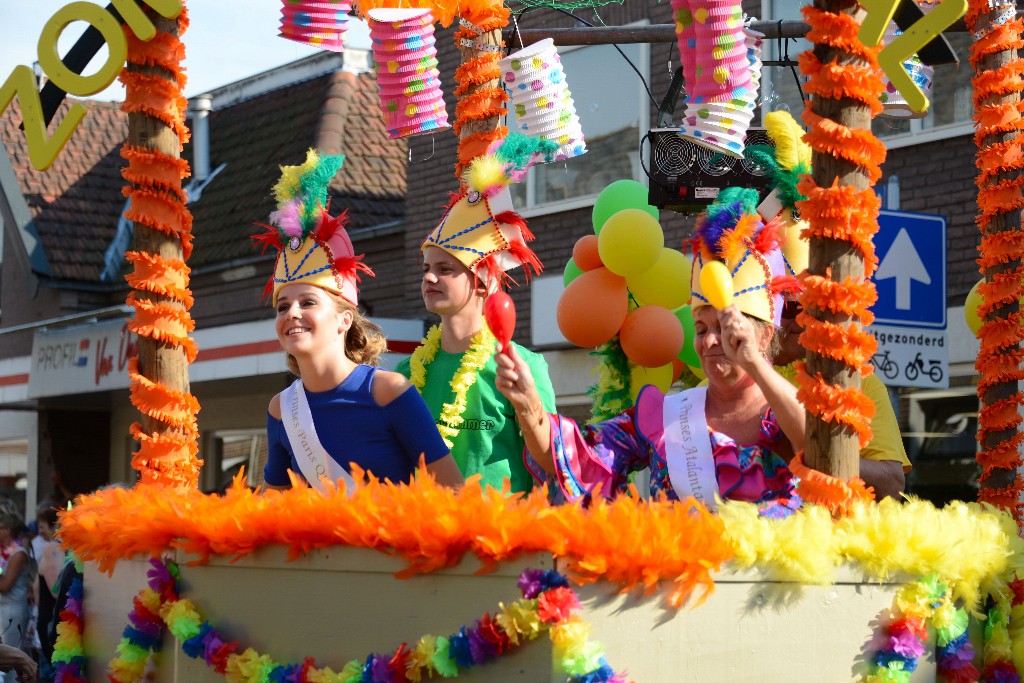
858 0 967 115
1 0 183 172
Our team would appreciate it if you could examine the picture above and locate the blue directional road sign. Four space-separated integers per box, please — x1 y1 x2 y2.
871 209 946 329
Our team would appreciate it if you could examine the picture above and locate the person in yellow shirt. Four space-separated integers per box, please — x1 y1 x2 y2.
774 298 910 500
752 110 909 500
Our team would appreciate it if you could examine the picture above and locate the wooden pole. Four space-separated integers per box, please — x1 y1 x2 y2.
122 6 201 488
803 0 874 480
453 20 508 181
968 2 1024 518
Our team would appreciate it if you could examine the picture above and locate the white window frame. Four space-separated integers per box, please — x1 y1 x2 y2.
759 0 973 148
511 22 651 218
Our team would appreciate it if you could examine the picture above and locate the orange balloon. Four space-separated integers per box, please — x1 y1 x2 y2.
671 358 685 382
572 234 603 271
557 267 628 348
619 305 685 368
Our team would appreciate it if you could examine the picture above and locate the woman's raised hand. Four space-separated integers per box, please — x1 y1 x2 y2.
495 346 543 416
718 305 762 371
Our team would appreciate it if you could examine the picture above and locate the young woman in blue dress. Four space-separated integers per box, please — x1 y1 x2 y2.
254 151 463 492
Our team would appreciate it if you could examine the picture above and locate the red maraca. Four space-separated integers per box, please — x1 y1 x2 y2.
483 291 516 355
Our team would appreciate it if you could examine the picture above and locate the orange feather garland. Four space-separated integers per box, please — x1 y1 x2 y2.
120 9 201 490
58 474 734 608
968 0 1024 521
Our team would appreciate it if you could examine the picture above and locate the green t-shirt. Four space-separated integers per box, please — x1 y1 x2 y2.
396 341 556 493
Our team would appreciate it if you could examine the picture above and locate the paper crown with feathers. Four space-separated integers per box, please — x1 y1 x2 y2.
422 132 559 287
689 187 800 325
252 150 374 305
747 110 813 277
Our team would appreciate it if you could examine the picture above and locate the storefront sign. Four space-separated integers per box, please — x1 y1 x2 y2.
29 318 136 398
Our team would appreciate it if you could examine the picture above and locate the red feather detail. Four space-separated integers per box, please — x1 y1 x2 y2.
250 223 284 253
334 254 375 282
262 277 274 301
444 191 463 212
770 274 803 297
313 207 350 243
494 210 534 242
474 253 516 290
754 215 783 253
505 238 543 280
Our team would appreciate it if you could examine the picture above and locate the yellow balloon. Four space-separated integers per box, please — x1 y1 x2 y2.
688 364 706 380
699 260 734 310
964 279 983 336
626 248 692 310
629 361 674 401
597 209 664 277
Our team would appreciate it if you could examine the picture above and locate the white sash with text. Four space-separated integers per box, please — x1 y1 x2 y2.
663 387 720 511
280 379 356 495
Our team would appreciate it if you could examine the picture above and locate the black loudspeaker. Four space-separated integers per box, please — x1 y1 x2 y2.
647 127 776 214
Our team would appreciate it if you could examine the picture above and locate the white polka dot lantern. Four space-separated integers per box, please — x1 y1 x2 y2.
499 39 587 162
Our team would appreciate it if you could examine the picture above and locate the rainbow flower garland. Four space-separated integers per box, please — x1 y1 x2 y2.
92 558 629 683
864 576 977 682
53 572 86 683
108 559 177 682
408 324 497 449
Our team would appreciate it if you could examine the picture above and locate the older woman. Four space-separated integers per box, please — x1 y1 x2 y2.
496 194 805 511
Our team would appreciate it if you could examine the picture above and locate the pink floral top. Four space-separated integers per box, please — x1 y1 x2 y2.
525 385 799 514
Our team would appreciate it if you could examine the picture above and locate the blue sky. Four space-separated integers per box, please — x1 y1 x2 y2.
1 1 371 100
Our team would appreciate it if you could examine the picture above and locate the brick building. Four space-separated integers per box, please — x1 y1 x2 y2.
0 2 985 506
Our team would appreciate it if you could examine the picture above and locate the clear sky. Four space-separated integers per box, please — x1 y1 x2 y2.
1 1 371 101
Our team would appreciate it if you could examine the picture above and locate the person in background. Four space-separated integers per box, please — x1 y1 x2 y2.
750 108 909 500
31 505 62 683
396 134 559 494
0 644 35 682
254 151 462 492
0 501 33 683
773 300 909 499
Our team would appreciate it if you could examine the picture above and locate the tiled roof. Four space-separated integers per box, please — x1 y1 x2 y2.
188 69 408 268
0 68 407 279
0 99 128 281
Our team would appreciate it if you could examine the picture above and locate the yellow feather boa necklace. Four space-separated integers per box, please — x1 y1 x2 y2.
409 324 496 448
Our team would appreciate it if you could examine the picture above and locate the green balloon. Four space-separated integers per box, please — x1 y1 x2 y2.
674 304 699 367
563 257 584 287
592 179 659 235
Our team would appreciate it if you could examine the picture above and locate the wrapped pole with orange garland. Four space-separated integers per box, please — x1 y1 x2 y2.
120 4 201 489
453 6 510 182
967 0 1024 521
793 0 885 484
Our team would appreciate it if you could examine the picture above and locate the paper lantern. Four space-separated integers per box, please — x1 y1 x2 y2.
674 2 762 159
879 21 934 119
367 8 450 139
279 0 351 53
500 38 587 162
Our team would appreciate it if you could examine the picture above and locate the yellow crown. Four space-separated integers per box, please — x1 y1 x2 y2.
422 185 540 284
273 232 360 305
690 201 786 325
253 150 372 304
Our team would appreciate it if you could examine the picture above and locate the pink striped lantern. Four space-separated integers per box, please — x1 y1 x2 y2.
279 0 352 53
367 8 450 139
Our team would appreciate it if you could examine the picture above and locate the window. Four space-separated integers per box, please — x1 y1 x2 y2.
202 430 267 494
508 38 649 212
760 0 973 146
905 389 979 506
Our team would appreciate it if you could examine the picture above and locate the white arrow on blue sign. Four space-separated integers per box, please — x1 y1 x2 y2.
871 209 946 329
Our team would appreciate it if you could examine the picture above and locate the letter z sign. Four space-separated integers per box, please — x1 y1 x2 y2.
1 0 183 171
